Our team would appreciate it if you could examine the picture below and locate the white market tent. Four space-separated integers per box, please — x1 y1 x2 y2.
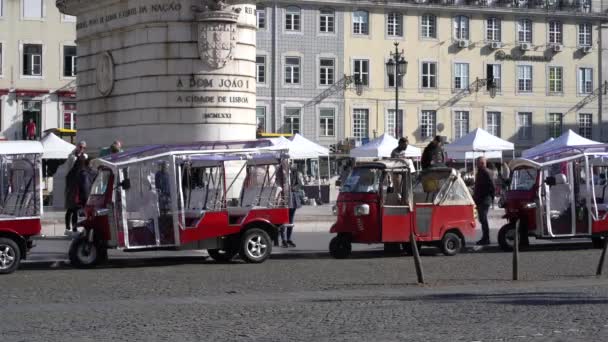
521 130 603 160
0 141 44 155
521 137 554 159
445 128 514 160
40 133 75 159
350 133 421 158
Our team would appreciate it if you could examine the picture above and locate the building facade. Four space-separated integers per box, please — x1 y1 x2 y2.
0 0 77 140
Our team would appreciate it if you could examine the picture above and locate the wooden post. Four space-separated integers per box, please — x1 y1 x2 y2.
512 221 519 281
596 237 608 276
410 229 425 284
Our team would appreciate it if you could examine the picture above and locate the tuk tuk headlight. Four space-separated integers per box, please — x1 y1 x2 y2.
523 202 537 209
354 204 370 216
95 208 110 217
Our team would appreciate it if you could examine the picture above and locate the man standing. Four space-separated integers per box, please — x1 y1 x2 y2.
25 119 37 140
421 135 445 170
474 157 495 245
391 137 409 158
66 141 88 171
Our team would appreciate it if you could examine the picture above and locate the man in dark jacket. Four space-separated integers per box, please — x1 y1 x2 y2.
78 158 97 208
474 157 495 245
421 136 445 169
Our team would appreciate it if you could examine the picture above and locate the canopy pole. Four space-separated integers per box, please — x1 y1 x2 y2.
317 158 322 204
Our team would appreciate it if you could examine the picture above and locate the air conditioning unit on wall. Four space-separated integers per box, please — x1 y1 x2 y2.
457 40 470 48
552 44 564 52
490 41 502 49
519 42 531 51
582 46 593 53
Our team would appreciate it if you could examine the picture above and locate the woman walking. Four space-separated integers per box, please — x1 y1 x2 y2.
281 164 304 248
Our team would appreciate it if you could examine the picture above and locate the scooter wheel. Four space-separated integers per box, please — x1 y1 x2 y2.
69 236 103 268
329 234 351 259
0 237 21 274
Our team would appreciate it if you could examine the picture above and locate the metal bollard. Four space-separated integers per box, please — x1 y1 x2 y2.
512 221 520 281
596 237 608 276
410 229 425 284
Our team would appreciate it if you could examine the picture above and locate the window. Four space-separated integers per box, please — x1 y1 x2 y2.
517 65 532 93
548 21 563 44
453 63 469 90
319 9 334 33
486 17 501 42
256 7 266 29
284 57 300 84
23 0 43 19
256 56 266 84
22 100 41 140
23 44 42 76
421 62 437 89
548 66 563 94
353 59 369 86
387 13 403 37
353 11 369 35
320 108 335 136
517 19 532 43
454 111 469 139
256 106 266 132
386 109 403 138
486 64 501 92
453 15 469 40
284 108 301 134
420 14 436 39
285 7 300 31
63 45 77 77
62 14 76 22
548 113 563 138
387 63 402 88
420 110 436 139
0 44 3 77
517 112 532 140
63 103 76 130
578 23 592 47
486 112 501 137
353 108 369 140
578 67 593 94
579 113 592 139
319 58 335 86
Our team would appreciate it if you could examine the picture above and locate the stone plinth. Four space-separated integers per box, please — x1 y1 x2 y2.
57 0 257 150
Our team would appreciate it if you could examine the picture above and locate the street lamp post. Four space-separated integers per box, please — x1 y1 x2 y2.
386 42 408 137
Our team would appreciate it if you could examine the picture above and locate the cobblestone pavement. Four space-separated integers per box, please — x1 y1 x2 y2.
2 248 608 342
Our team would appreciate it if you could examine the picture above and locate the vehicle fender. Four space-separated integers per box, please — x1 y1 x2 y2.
329 223 337 233
0 231 27 260
242 218 279 241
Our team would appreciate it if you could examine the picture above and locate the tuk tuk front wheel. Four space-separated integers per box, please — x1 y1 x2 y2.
498 223 516 252
329 234 351 259
239 228 272 263
69 236 105 268
0 238 21 274
440 232 462 256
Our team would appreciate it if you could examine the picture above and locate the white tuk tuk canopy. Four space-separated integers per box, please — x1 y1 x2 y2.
445 128 514 160
40 133 76 159
521 130 602 160
350 133 421 158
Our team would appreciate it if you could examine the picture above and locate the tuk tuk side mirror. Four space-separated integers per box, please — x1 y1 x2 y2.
545 176 556 187
120 178 131 190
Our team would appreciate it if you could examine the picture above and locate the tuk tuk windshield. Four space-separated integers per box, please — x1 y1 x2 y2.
90 170 111 196
341 168 381 193
510 167 537 191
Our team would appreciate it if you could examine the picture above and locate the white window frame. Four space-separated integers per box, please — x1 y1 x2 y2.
319 58 335 86
353 10 369 35
284 56 301 85
420 14 437 39
385 109 403 138
353 59 369 86
578 67 593 95
453 15 469 41
486 63 502 93
453 62 469 91
386 58 403 88
420 110 436 140
453 110 470 139
21 42 43 79
548 112 563 138
486 111 501 138
256 7 266 29
62 44 77 79
319 8 335 34
283 107 301 134
517 18 532 43
61 14 76 23
486 17 501 42
548 21 563 45
517 65 533 93
578 113 593 139
386 12 403 37
352 108 369 141
578 23 592 47
285 6 301 32
319 108 336 137
548 66 563 94
256 55 266 84
420 61 437 90
256 106 266 132
0 42 4 78
517 112 532 141
21 0 45 20
62 102 77 130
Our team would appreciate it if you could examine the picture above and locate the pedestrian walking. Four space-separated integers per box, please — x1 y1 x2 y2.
474 157 495 245
66 141 88 171
64 155 85 236
281 164 303 248
421 135 445 170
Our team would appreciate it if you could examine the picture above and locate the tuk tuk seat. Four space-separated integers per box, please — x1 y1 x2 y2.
549 173 571 213
241 186 282 208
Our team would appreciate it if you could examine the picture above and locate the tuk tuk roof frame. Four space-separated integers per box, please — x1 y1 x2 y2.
511 152 608 171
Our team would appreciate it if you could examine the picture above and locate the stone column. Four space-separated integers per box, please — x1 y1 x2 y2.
56 0 257 150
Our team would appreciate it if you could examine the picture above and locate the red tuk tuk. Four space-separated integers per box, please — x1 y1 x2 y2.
329 160 476 258
68 141 290 267
498 152 608 251
0 141 43 274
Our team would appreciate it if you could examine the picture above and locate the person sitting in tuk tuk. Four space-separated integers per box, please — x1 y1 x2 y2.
421 136 445 170
99 140 123 157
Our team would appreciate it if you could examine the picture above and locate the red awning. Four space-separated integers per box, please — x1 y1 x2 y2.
0 89 9 96
56 90 76 98
14 89 50 98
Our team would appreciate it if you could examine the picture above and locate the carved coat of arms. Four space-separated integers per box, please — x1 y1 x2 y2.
192 0 240 69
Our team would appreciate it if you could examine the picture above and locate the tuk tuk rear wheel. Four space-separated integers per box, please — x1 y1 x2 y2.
69 236 104 268
592 237 606 249
498 223 516 252
440 232 462 256
329 234 351 259
239 228 272 263
208 248 238 262
0 238 21 274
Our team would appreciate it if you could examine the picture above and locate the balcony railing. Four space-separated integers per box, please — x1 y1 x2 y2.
398 0 593 13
